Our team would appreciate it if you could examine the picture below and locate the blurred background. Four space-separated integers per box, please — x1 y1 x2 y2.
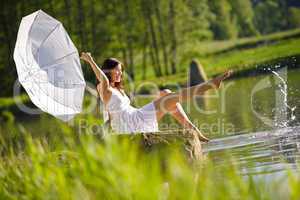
1 0 300 95
0 0 300 136
1 1 300 198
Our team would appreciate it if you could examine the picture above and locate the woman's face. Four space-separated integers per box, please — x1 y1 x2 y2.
111 64 122 83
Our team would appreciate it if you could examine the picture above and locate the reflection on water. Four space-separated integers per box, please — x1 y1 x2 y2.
184 68 300 138
205 126 300 168
203 126 300 198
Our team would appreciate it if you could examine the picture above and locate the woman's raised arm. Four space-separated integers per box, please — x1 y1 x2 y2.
80 52 110 90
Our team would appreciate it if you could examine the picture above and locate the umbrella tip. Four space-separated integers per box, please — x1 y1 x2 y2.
37 9 45 14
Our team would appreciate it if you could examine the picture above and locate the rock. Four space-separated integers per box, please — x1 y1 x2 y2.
188 59 207 86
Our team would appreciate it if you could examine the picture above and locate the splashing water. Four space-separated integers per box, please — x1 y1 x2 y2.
267 67 297 128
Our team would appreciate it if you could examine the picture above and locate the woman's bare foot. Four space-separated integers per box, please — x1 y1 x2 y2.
211 70 233 88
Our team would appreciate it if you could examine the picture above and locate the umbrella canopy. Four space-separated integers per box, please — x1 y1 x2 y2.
13 10 86 121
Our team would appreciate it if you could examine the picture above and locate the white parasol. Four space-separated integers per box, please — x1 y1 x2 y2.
13 10 86 121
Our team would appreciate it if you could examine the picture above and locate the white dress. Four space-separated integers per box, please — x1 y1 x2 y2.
103 88 159 133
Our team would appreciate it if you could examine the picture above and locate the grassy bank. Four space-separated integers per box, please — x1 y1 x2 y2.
0 120 299 199
134 29 300 87
201 38 300 76
190 28 300 57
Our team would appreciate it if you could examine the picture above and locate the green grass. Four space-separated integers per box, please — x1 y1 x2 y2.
133 28 300 81
0 118 299 199
133 29 300 88
190 28 300 56
0 94 29 109
202 38 300 76
0 94 30 122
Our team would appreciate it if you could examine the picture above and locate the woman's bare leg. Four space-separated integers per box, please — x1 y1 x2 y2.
154 70 232 141
157 90 193 128
156 89 209 142
156 90 204 159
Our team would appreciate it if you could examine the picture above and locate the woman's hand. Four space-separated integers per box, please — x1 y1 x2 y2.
80 52 110 89
80 52 93 63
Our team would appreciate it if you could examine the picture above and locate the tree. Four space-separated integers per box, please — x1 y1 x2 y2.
180 0 213 41
140 0 162 77
253 0 284 34
0 0 19 96
208 0 238 40
76 0 88 50
64 0 73 33
168 0 177 74
228 0 259 37
153 0 169 75
287 7 300 28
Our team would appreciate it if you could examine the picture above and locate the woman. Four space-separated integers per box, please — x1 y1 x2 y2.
80 52 232 142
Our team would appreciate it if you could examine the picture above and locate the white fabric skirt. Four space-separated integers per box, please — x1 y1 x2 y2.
110 101 159 134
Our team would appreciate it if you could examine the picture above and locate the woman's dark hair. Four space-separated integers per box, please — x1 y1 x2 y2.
101 58 124 90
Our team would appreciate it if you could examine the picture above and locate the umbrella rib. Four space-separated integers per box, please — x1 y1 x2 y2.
22 10 59 76
21 65 86 89
39 51 78 69
22 10 41 75
21 70 86 88
35 22 61 62
30 75 82 112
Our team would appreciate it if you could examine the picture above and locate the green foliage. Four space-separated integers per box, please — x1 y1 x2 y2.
288 7 300 29
134 29 300 87
253 0 285 34
191 28 300 57
228 0 259 37
177 0 213 41
0 94 29 109
0 111 15 124
208 0 238 40
0 0 298 96
0 121 299 199
202 38 300 75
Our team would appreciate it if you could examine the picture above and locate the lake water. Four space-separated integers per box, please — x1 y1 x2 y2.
134 68 300 198
184 67 299 137
133 68 299 138
192 68 300 198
